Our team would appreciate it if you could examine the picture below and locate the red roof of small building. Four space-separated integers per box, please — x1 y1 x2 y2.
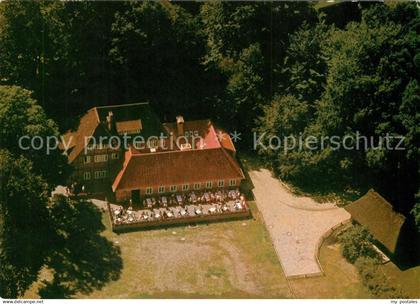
112 147 244 191
215 128 236 154
163 119 221 150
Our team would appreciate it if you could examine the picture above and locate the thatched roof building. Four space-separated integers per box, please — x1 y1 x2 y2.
345 189 406 255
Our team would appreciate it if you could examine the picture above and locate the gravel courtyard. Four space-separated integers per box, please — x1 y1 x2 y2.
249 169 350 278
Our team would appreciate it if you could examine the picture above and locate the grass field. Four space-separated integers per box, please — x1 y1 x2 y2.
289 236 371 299
382 261 420 299
24 199 419 299
77 203 293 298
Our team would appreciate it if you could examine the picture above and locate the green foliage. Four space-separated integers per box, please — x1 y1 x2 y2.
338 224 406 298
224 43 264 132
257 2 419 212
355 257 405 298
0 85 69 187
39 196 122 298
109 1 212 118
0 149 51 298
0 161 122 298
338 224 380 264
0 86 120 298
281 20 330 104
200 1 316 136
411 192 420 232
0 1 124 121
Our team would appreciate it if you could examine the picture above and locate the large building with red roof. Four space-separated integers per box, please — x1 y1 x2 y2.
63 102 244 202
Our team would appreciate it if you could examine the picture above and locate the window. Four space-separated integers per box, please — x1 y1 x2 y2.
182 184 189 191
170 185 177 192
94 170 107 179
206 181 213 189
229 179 236 186
145 187 153 195
158 186 165 193
94 154 108 162
84 172 91 180
194 183 201 190
148 139 158 148
111 152 119 160
133 141 143 149
83 155 91 164
218 180 224 187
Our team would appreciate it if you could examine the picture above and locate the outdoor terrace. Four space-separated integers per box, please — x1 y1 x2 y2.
108 189 251 231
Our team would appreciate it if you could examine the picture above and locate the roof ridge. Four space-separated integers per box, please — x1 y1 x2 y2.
95 102 150 110
130 146 222 157
162 118 211 125
93 107 100 123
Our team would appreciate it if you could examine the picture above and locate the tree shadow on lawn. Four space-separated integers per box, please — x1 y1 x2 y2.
38 196 123 298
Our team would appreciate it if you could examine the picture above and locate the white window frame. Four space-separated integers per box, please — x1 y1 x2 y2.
218 180 224 187
84 172 91 180
206 181 213 189
94 170 107 179
83 155 92 164
94 154 108 163
158 186 165 193
182 184 189 191
229 179 236 186
145 187 153 195
170 185 177 192
194 183 201 190
133 141 143 149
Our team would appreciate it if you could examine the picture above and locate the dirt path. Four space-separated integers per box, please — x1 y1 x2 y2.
249 169 350 278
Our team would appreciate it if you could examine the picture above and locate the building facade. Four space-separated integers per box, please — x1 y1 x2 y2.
63 102 244 202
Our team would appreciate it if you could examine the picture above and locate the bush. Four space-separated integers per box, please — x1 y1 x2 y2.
338 224 381 264
355 257 405 298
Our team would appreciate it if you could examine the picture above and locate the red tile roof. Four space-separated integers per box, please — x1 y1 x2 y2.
215 128 236 154
112 147 244 191
163 119 221 150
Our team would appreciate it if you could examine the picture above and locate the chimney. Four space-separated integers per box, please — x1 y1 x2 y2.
176 115 184 136
106 111 114 131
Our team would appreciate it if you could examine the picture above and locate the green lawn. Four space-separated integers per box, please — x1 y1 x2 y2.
289 235 371 299
79 203 292 298
24 196 418 299
381 261 420 298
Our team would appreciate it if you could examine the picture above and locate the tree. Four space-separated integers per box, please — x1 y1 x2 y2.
223 43 264 133
256 2 419 212
411 192 420 232
110 1 212 119
0 86 121 298
38 196 122 298
0 1 67 115
338 224 380 264
0 85 69 187
280 20 330 104
0 1 123 125
200 1 317 137
0 150 51 298
200 1 317 73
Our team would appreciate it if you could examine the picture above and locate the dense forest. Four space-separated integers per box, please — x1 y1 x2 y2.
0 0 419 298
